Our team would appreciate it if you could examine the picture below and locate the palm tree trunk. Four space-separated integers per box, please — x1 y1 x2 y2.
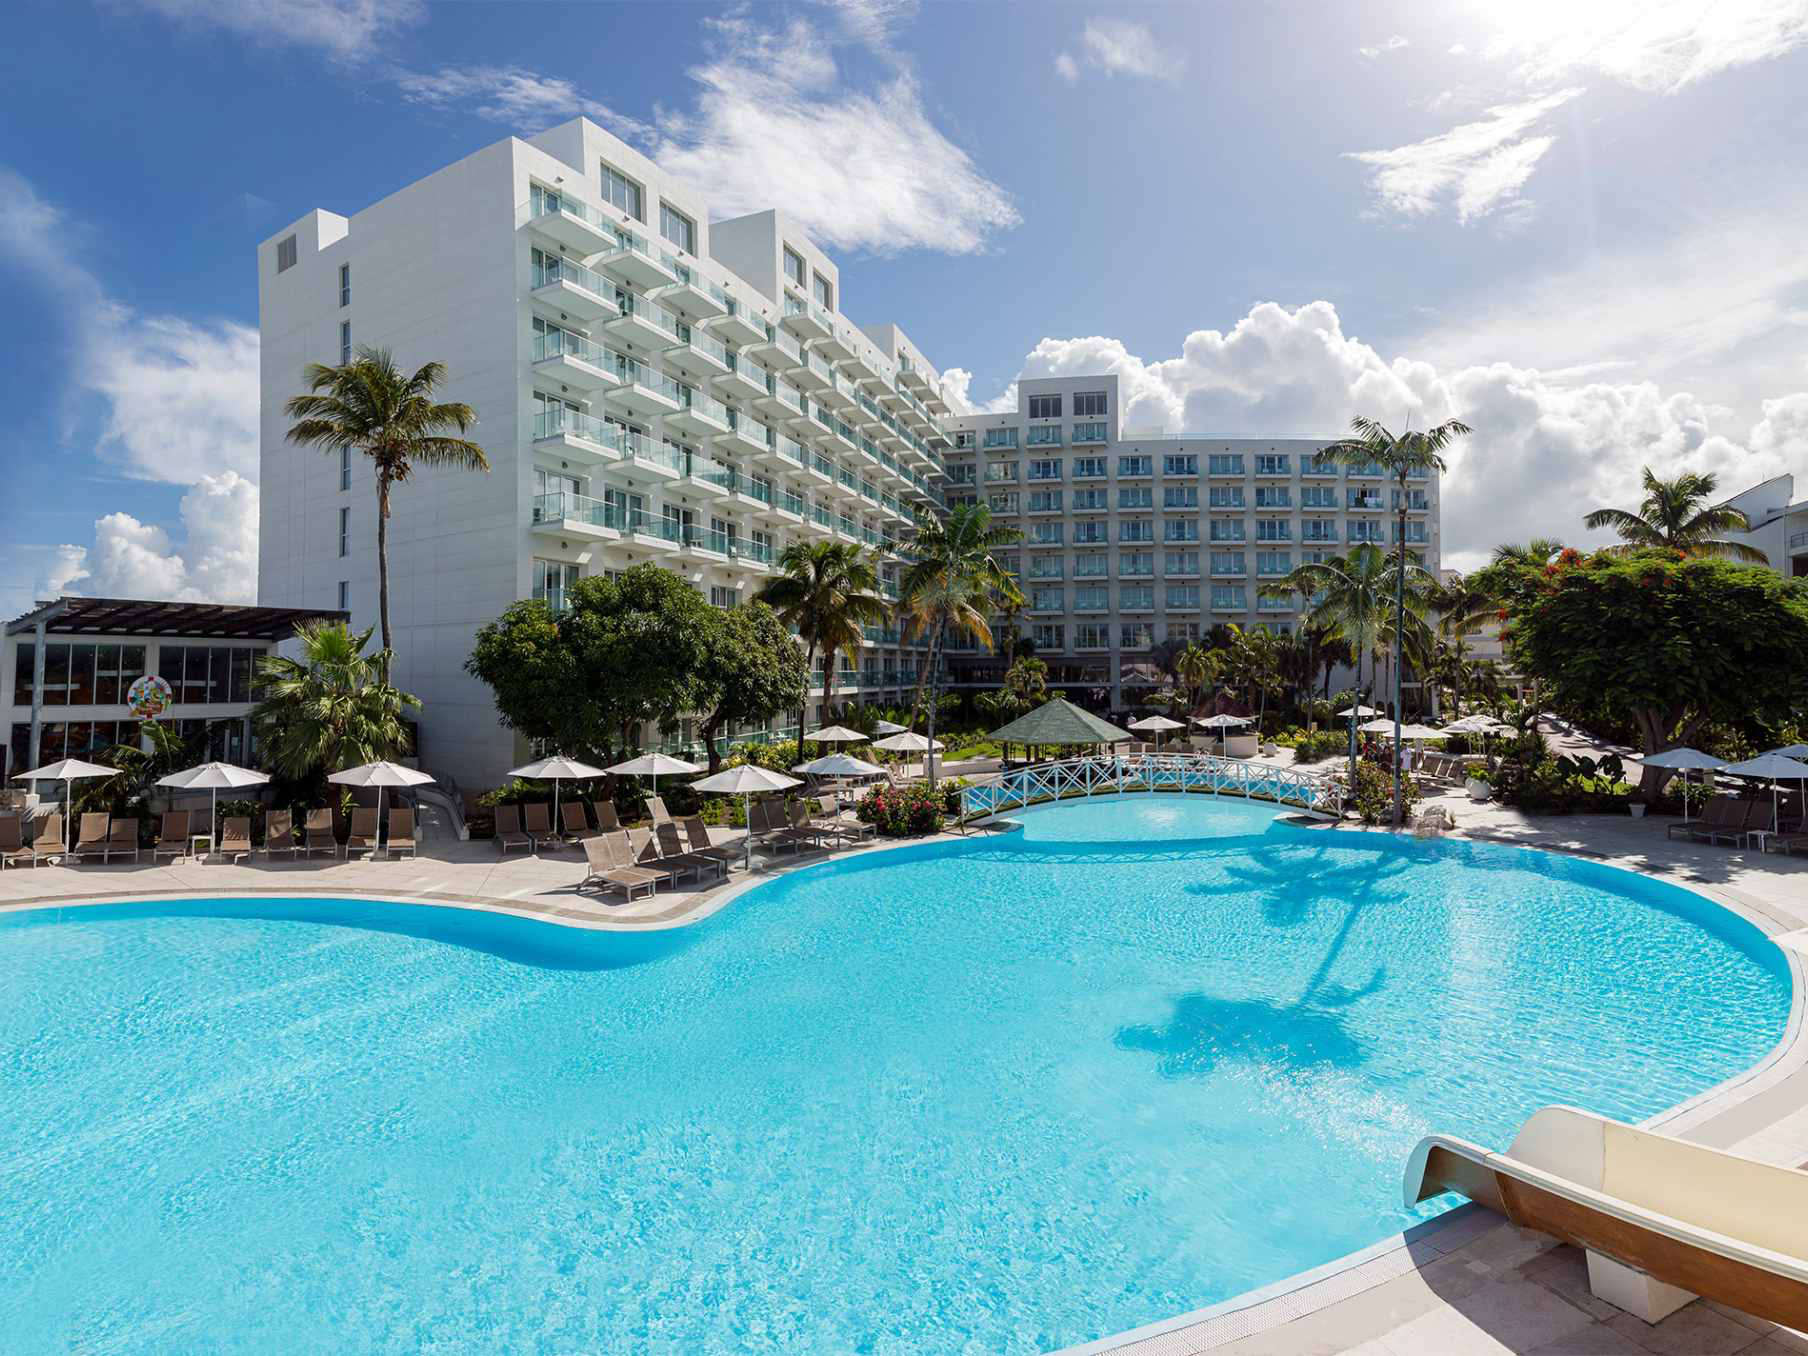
376 476 393 683
798 640 817 754
925 617 947 789
1348 638 1362 794
1392 487 1407 829
907 622 932 721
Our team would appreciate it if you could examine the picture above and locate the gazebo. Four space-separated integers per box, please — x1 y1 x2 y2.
987 698 1130 761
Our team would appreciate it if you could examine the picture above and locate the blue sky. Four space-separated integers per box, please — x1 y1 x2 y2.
4 0 1808 613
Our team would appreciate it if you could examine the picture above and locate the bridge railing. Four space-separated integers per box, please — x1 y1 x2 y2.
960 752 1344 822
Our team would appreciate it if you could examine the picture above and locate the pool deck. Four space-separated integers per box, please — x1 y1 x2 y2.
5 792 1808 1355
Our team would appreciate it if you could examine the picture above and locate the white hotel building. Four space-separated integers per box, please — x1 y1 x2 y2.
258 117 1441 786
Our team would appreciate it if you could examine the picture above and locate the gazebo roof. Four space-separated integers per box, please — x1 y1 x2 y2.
987 698 1130 746
5 595 346 641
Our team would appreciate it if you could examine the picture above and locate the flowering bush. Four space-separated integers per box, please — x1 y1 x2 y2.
855 782 944 837
1345 757 1424 826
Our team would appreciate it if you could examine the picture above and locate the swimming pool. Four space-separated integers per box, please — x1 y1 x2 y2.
0 797 1790 1353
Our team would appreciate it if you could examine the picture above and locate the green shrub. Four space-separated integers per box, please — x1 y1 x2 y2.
1291 730 1349 764
855 782 944 837
1347 758 1424 826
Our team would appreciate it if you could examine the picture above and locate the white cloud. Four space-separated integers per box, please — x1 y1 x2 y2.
821 0 918 48
0 168 261 605
646 12 1018 254
1359 35 1410 58
1072 18 1184 81
939 367 1016 416
393 65 652 138
1054 51 1079 82
1487 1 1808 94
110 0 423 59
968 300 1808 574
1346 88 1582 223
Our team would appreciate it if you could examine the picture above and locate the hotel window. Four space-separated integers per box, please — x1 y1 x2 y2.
1074 390 1107 418
1071 488 1107 511
1031 587 1063 612
710 585 739 609
276 234 297 272
1255 486 1292 508
1076 623 1110 649
1118 486 1152 509
1256 453 1290 475
1073 421 1108 443
1301 485 1337 508
1210 520 1246 542
947 463 976 484
1033 624 1065 650
1027 394 1062 420
339 320 352 365
1074 552 1108 578
1163 520 1199 543
1212 586 1247 610
1072 456 1106 478
534 560 581 613
600 163 644 219
1208 453 1244 475
1029 522 1064 545
338 262 350 307
1118 454 1151 476
1256 519 1292 541
1163 453 1198 477
812 271 833 310
1027 458 1062 480
1073 522 1108 544
339 447 351 492
1209 486 1244 508
1257 549 1293 576
1305 452 1337 474
1166 585 1201 608
1120 552 1154 577
1165 551 1199 575
1168 620 1202 643
953 430 975 449
337 581 349 611
983 460 1018 481
1395 521 1429 543
1074 586 1108 610
1163 485 1198 508
987 491 1019 514
1028 490 1062 513
1026 426 1062 447
1027 556 1062 579
982 427 1018 449
1119 520 1152 543
1120 587 1154 612
337 505 349 557
1302 520 1337 541
783 247 806 289
1120 622 1153 648
1211 551 1246 574
1350 520 1385 542
660 203 696 254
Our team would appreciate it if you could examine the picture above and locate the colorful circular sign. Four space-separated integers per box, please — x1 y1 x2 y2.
126 674 173 719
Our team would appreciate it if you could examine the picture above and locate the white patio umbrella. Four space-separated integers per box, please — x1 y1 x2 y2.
1395 723 1444 741
605 752 702 794
327 760 436 851
1337 704 1381 718
873 719 908 735
1765 743 1808 759
1637 747 1725 824
1193 714 1252 728
690 764 803 868
1128 715 1185 749
156 761 271 854
805 724 869 747
793 752 886 777
1358 717 1398 734
1721 753 1808 834
511 754 607 834
11 758 119 855
871 731 944 752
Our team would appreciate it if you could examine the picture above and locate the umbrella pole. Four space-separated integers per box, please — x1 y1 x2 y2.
379 784 387 854
743 791 752 870
212 785 219 856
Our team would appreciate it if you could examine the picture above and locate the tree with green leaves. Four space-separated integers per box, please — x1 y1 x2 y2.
1259 544 1433 790
1502 552 1808 798
1318 416 1471 825
1584 467 1767 562
756 541 887 747
1175 643 1221 713
899 503 1021 785
695 602 809 773
284 348 489 678
252 620 419 781
467 565 715 760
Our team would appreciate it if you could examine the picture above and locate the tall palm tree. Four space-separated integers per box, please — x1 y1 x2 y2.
284 348 488 680
1491 537 1565 569
1175 643 1220 713
1259 544 1432 791
1427 571 1495 715
1583 467 1768 561
757 540 887 748
1319 416 1470 826
900 503 1021 784
251 620 420 781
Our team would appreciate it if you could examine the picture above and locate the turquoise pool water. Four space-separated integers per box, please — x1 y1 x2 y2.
0 797 1790 1354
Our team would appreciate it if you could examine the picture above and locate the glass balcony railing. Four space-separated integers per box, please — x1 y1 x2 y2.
683 525 731 555
625 364 684 406
688 455 736 492
780 490 807 516
532 330 622 370
628 510 683 543
811 504 833 528
531 191 611 233
764 325 802 363
673 263 731 310
673 325 729 367
746 478 774 506
775 435 805 465
767 377 803 412
681 387 731 427
726 410 773 447
608 228 681 276
784 296 833 329
738 539 774 565
810 453 836 480
532 254 612 296
532 408 620 449
532 491 625 531
726 353 767 386
616 292 685 342
625 437 686 476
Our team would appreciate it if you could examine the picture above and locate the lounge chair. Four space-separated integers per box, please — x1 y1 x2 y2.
1406 1105 1808 1328
605 830 671 890
154 811 191 863
342 807 379 859
522 801 557 849
27 813 64 865
646 794 672 826
653 821 728 881
218 816 253 863
560 802 597 842
72 813 111 861
387 809 417 859
302 808 337 858
493 804 533 855
812 795 876 843
578 835 662 901
751 799 821 854
263 810 296 859
0 815 29 869
589 800 621 833
681 815 743 867
105 817 141 864
1667 795 1736 840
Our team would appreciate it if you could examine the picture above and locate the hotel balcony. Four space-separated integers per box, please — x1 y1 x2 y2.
604 292 685 353
749 324 802 368
718 354 768 402
897 354 931 392
819 319 861 364
531 408 623 465
781 296 834 342
755 377 804 421
611 365 684 419
684 454 737 500
531 255 618 322
820 371 859 413
717 411 773 458
531 491 624 541
528 194 614 254
792 347 835 392
531 332 624 392
655 265 730 321
595 229 680 290
667 387 732 439
712 298 769 347
626 509 683 553
763 489 807 526
616 433 685 486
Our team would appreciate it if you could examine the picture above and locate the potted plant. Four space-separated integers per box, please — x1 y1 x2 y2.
1465 766 1494 802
